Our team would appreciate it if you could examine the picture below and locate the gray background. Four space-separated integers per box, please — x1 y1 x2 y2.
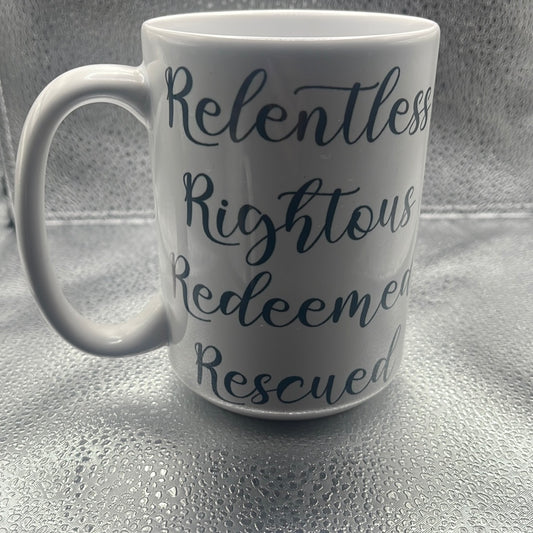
1 0 532 219
0 1 532 532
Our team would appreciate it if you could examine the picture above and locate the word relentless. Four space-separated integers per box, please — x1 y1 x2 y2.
165 65 432 146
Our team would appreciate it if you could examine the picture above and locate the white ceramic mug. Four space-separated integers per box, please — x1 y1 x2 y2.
15 10 440 419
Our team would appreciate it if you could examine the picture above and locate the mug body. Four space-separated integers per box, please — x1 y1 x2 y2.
141 11 440 419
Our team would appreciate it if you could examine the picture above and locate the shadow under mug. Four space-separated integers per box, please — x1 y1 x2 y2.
15 10 440 420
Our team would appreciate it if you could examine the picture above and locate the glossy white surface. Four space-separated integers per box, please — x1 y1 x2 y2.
143 10 438 39
15 11 439 418
15 65 170 356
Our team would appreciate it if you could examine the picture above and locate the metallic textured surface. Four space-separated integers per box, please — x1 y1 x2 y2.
1 0 532 220
0 217 531 531
1 0 532 530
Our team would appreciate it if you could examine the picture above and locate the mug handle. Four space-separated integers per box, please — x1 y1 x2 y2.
15 64 170 356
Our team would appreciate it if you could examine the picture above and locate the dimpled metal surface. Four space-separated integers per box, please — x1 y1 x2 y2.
1 0 532 530
0 217 531 531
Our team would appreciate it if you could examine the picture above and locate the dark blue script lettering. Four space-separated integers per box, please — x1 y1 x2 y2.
194 324 401 406
170 253 412 329
183 172 415 266
165 66 432 146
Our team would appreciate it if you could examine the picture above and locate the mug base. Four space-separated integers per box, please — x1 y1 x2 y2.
174 370 396 421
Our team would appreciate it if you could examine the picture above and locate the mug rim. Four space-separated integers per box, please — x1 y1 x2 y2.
142 10 439 43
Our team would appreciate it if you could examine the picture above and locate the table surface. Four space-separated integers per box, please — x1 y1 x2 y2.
0 216 531 532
